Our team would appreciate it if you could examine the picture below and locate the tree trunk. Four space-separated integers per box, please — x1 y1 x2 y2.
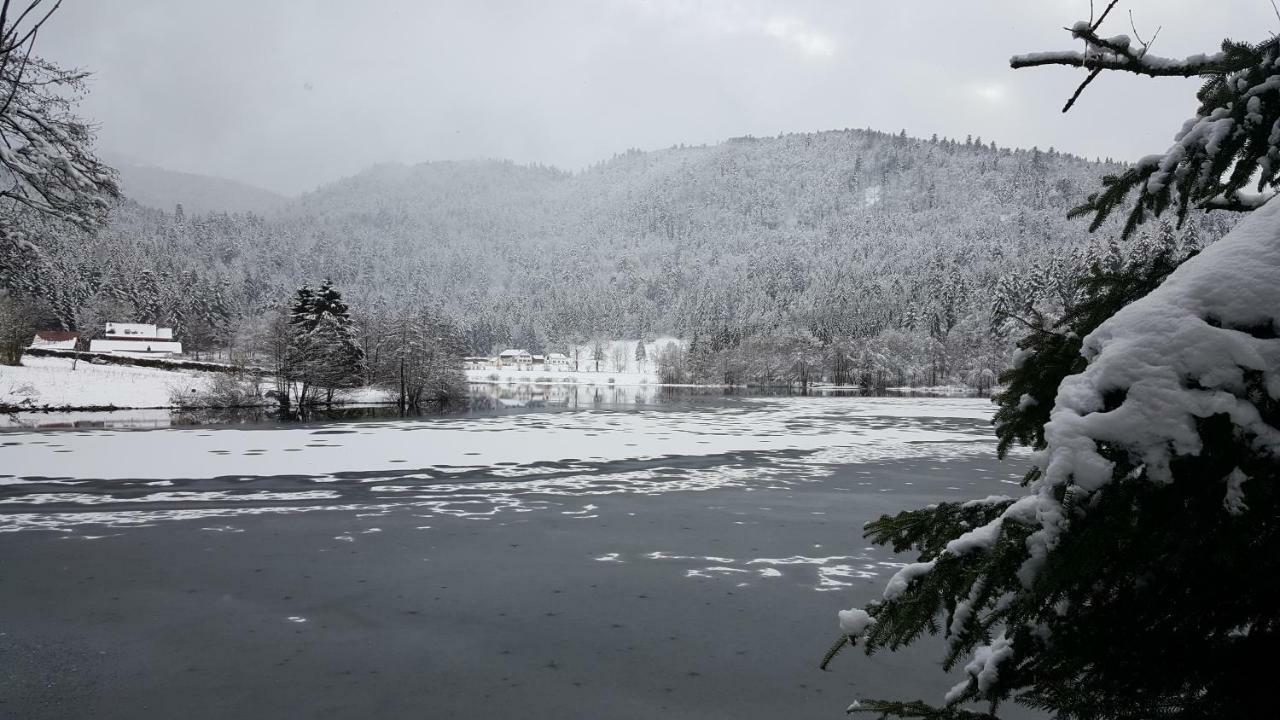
399 357 406 409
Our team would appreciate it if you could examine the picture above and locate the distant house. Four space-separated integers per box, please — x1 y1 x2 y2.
464 356 494 370
496 349 533 370
546 352 572 370
531 354 546 368
89 322 183 357
29 330 79 350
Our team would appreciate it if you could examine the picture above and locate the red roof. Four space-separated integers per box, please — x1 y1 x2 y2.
35 330 78 342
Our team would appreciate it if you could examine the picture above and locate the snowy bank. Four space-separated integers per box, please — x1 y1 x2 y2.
1 356 218 409
1 356 397 410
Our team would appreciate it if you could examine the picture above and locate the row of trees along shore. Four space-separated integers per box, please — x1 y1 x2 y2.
225 279 466 411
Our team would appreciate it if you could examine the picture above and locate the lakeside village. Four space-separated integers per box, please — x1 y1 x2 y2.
4 312 683 413
31 323 579 373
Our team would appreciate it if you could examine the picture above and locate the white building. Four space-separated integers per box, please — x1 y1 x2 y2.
89 322 183 357
29 330 79 350
496 349 533 370
546 352 572 370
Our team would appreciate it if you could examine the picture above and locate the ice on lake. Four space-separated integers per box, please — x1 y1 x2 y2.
0 395 1003 533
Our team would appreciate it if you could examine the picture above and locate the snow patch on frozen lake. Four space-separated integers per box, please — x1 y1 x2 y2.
637 550 912 592
0 396 1002 533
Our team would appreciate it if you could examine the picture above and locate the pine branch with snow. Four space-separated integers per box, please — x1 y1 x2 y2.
1013 18 1280 238
992 224 1198 459
832 9 1280 719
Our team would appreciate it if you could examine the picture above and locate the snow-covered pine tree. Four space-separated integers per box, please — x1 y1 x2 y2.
992 224 1200 458
827 6 1280 718
309 312 366 398
199 278 235 358
311 278 352 324
282 286 320 405
308 280 365 395
282 281 365 405
288 284 316 331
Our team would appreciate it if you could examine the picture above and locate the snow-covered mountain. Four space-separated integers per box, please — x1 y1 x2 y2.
19 129 1237 383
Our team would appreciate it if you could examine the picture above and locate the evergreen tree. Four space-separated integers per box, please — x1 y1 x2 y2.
281 280 365 405
827 9 1280 719
288 284 316 331
311 278 351 324
634 339 648 371
991 226 1198 457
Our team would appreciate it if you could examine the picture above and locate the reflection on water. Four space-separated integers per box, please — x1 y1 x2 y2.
1 382 982 431
477 381 691 408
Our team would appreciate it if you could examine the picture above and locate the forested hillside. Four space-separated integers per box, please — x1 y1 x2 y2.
2 128 1235 387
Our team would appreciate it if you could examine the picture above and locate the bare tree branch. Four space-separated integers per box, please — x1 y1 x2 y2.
1061 67 1102 113
1 0 56 53
0 0 118 242
1090 0 1121 31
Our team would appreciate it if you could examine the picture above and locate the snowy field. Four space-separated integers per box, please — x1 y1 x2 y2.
0 355 218 408
0 356 397 410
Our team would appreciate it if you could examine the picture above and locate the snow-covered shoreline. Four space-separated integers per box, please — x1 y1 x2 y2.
1 356 220 411
3 355 992 413
0 356 398 412
2 357 675 412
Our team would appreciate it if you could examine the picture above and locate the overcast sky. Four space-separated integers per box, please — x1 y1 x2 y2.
37 0 1277 195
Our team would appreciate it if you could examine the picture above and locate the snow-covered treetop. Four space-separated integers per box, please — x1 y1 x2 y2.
953 196 1280 594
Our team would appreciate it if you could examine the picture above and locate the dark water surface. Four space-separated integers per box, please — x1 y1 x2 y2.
0 394 1030 719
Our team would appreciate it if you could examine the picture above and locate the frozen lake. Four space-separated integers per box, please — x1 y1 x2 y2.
0 393 1031 718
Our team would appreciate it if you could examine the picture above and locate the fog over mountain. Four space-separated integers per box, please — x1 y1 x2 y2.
110 158 287 215
40 0 1274 195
